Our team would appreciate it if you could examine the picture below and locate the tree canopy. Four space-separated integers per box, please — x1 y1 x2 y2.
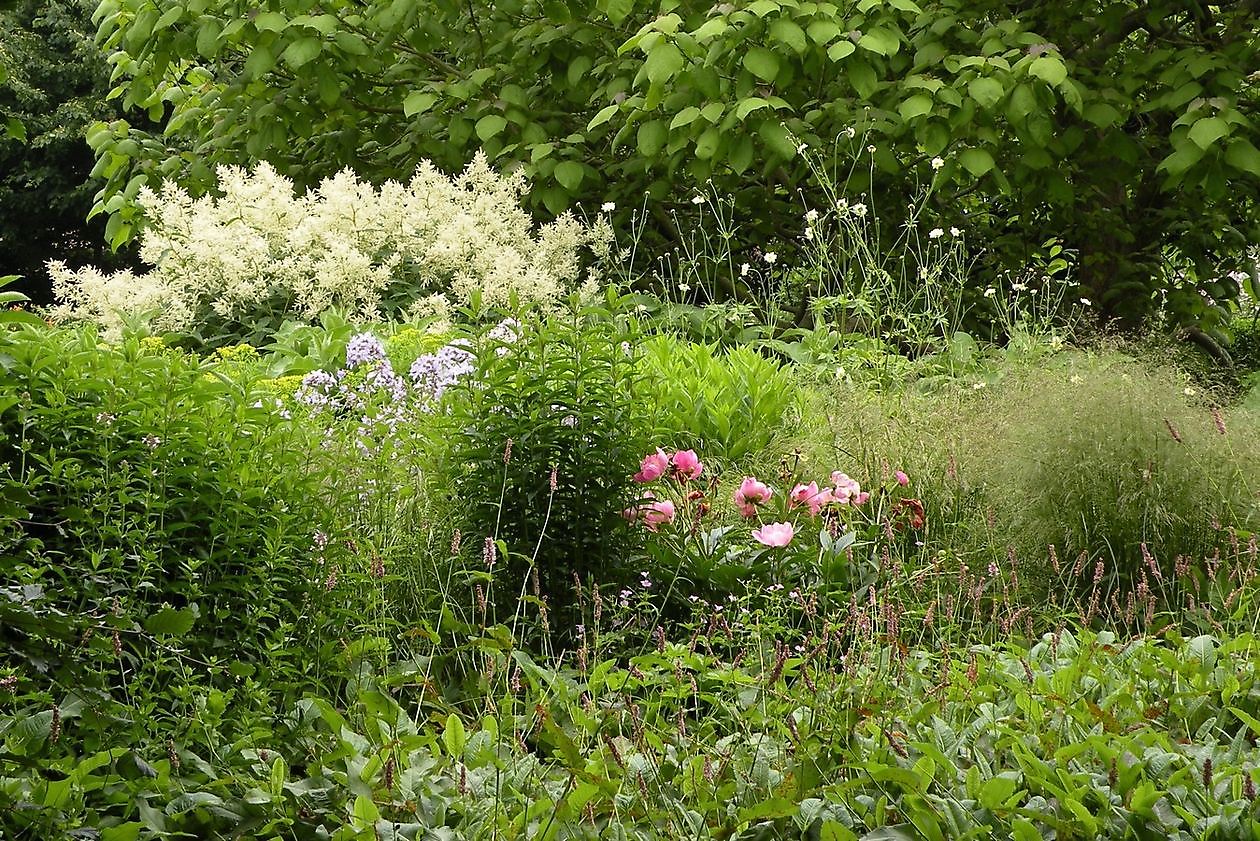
88 0 1260 330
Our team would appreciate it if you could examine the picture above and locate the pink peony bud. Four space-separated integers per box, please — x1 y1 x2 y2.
734 477 773 517
752 522 795 547
671 449 703 481
894 470 909 486
830 471 863 504
634 448 670 483
642 499 676 531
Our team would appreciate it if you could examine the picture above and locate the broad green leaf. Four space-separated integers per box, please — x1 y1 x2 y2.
758 119 796 158
1029 55 1066 86
978 775 1018 810
281 37 322 69
858 28 899 56
600 0 633 24
959 147 995 176
1006 83 1037 121
770 19 807 54
968 77 1004 109
637 120 667 156
695 126 721 159
848 60 878 98
898 94 933 120
253 11 287 32
646 42 684 84
403 91 437 117
807 20 841 45
670 106 701 130
827 40 855 61
553 160 583 190
195 20 222 57
243 45 276 79
475 114 507 141
1225 139 1260 175
1082 102 1122 127
1187 116 1229 150
736 97 771 120
144 607 196 636
744 47 781 82
587 103 619 130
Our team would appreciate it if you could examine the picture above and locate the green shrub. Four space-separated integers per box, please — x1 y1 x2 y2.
636 335 798 463
0 325 356 705
445 301 650 635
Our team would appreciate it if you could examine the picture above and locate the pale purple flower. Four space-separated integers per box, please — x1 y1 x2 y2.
345 332 387 368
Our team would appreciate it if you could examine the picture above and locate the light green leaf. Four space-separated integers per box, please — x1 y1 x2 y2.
253 11 287 32
958 147 995 176
858 28 899 56
736 97 771 120
281 37 321 69
695 126 721 159
144 607 197 636
404 91 437 117
244 45 276 79
443 713 468 757
827 40 855 61
898 94 932 120
195 20 221 58
979 775 1018 810
744 47 781 82
1188 116 1229 150
587 103 619 130
670 106 701 130
758 119 796 158
600 0 633 24
475 114 507 141
807 19 840 45
554 161 583 190
646 42 684 84
968 77 1004 109
1029 55 1066 86
770 19 807 54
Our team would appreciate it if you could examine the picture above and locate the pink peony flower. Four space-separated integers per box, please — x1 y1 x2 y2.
830 471 863 505
733 477 773 517
752 521 795 547
894 470 909 486
671 449 703 481
634 448 670 483
642 499 676 531
789 482 833 516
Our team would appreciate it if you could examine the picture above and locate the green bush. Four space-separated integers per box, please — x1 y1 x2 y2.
0 325 355 704
636 335 798 463
445 302 650 635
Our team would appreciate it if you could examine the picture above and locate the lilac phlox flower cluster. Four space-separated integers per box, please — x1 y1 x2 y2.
345 332 388 368
296 369 339 411
409 343 475 403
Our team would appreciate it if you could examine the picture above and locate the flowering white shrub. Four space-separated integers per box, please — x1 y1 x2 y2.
51 153 612 338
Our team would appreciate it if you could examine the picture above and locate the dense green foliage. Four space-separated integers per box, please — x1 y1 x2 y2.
88 0 1259 328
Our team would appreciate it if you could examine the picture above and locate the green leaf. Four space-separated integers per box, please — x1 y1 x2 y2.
646 42 684 84
743 47 781 83
979 775 1018 810
758 119 796 158
4 117 26 142
858 28 899 56
587 103 619 130
1188 116 1229 150
281 37 322 69
958 147 995 176
898 94 932 120
968 77 1004 109
253 11 287 32
848 60 878 98
736 97 771 120
807 20 841 45
1029 55 1066 86
243 45 276 79
1082 102 1122 127
670 106 701 130
770 19 807 54
1225 139 1260 175
144 607 196 636
637 120 667 156
443 713 467 757
475 114 508 141
827 40 855 61
404 91 437 117
695 126 720 159
600 0 633 24
553 160 583 191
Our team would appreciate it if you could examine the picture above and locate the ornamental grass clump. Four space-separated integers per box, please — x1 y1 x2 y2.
50 154 612 343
